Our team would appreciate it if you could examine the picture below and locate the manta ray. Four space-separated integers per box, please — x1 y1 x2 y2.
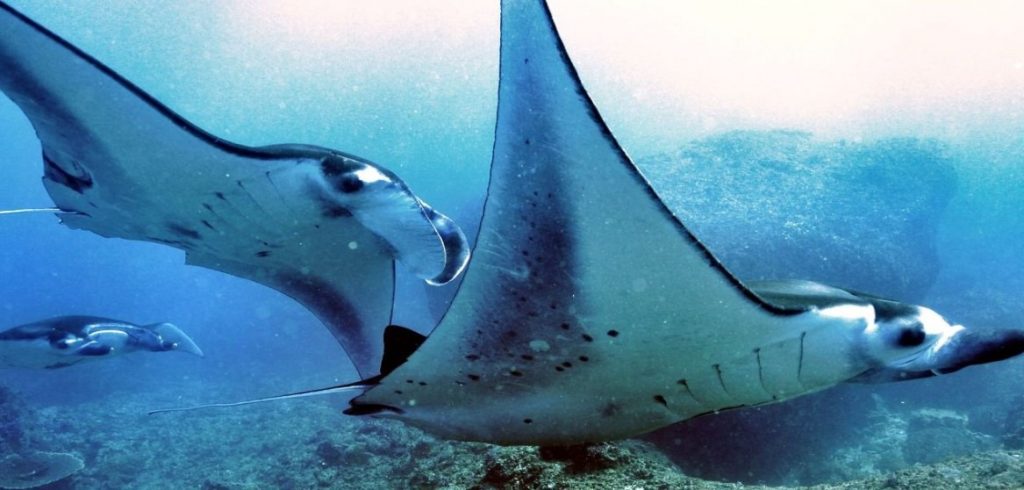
2 0 1022 446
0 316 203 370
0 1 470 376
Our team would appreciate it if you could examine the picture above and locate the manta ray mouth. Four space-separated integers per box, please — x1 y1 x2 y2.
343 402 404 416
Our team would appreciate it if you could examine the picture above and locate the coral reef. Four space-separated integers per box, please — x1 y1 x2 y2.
816 399 998 483
13 384 1023 489
0 385 26 454
0 451 84 490
1001 394 1024 450
904 409 997 465
650 389 1004 486
0 386 83 489
819 451 1024 490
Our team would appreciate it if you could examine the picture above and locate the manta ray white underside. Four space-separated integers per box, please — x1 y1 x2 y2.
0 1 469 376
3 0 1022 446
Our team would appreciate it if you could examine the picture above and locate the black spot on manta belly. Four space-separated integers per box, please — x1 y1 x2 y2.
315 195 353 218
600 403 621 418
45 362 76 370
147 236 190 248
166 223 201 240
343 403 404 416
654 395 668 407
255 250 271 258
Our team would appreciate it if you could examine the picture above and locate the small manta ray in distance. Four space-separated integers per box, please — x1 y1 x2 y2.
0 316 203 370
1 0 1022 445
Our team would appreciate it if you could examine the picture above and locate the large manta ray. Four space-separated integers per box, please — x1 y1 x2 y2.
0 1 469 376
2 1 1023 445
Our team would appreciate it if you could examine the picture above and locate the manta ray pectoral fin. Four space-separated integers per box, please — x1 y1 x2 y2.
0 2 468 375
351 0 816 445
0 323 54 341
146 323 204 357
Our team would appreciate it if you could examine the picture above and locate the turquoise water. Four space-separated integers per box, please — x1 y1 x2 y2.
2 1 1023 487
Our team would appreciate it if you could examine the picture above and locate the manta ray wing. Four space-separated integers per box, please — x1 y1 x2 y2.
347 0 863 445
0 2 468 375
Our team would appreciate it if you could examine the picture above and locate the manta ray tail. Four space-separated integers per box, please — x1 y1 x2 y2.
149 325 425 415
0 207 59 215
147 382 370 415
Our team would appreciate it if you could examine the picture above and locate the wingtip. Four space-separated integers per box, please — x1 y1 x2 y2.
149 323 204 357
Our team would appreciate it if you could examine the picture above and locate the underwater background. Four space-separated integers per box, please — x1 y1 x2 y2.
1 1 1023 488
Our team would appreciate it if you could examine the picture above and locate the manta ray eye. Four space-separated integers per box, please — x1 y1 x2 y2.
897 325 926 347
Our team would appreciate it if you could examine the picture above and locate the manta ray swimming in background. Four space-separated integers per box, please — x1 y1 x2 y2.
0 316 203 370
1 0 1023 446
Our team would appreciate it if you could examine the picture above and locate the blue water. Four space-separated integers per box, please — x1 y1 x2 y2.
2 1 1024 487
